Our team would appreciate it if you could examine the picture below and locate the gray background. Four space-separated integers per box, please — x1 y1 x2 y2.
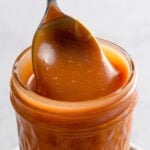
0 0 150 149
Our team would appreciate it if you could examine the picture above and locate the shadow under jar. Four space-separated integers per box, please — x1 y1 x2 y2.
10 39 138 150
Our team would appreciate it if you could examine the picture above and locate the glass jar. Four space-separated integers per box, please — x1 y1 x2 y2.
10 39 138 150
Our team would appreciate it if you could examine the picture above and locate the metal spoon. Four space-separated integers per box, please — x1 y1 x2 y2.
32 0 118 101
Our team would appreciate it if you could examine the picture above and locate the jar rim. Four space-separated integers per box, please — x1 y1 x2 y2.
12 39 136 115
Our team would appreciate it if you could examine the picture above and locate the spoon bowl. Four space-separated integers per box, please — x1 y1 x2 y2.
32 0 119 101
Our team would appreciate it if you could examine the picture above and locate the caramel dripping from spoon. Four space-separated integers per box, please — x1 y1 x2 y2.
32 0 119 101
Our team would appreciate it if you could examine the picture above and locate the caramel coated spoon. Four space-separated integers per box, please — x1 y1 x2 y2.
32 0 119 101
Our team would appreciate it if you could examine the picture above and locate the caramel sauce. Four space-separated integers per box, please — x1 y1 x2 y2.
30 43 129 101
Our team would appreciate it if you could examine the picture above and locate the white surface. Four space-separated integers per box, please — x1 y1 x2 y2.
130 144 143 150
0 0 149 149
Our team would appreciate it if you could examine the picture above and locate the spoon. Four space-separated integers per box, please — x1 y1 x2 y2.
32 0 119 101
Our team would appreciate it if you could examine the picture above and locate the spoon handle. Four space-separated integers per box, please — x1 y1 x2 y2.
47 0 57 6
42 0 64 24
